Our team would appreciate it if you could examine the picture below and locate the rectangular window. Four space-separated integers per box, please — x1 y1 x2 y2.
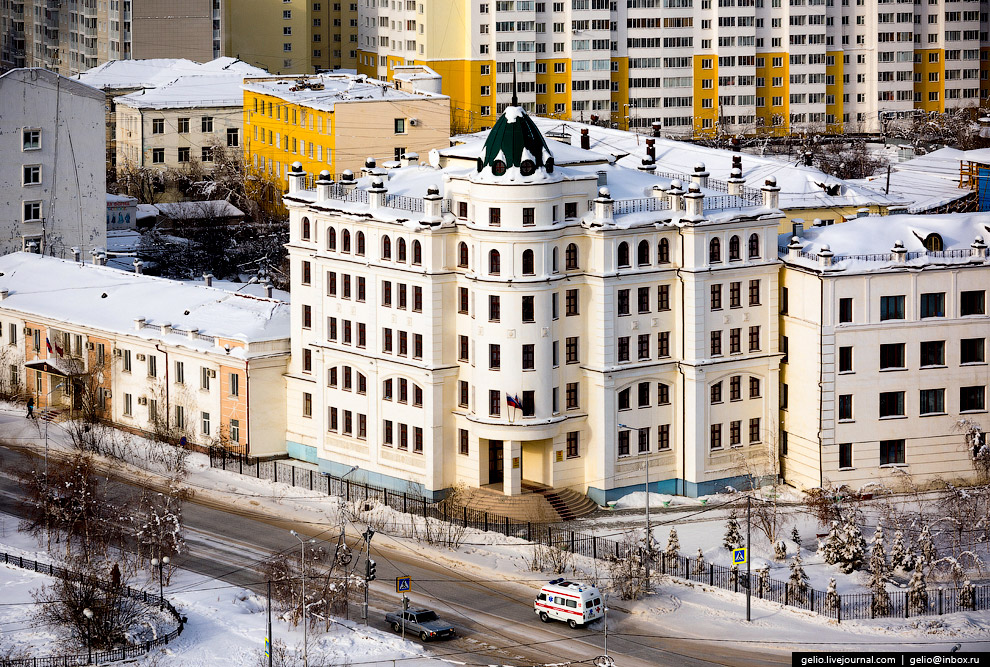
617 337 630 362
730 420 741 446
920 292 945 318
22 165 41 185
522 390 535 417
566 382 579 409
230 419 240 443
522 344 535 370
459 429 470 455
839 298 853 323
489 344 501 369
730 375 742 401
522 295 535 322
458 287 469 314
710 423 722 450
879 343 905 370
749 418 761 443
638 427 650 453
124 393 133 416
658 285 670 311
617 289 630 316
960 386 986 412
302 392 312 417
658 424 670 450
148 355 157 378
458 381 469 407
839 346 853 372
749 377 761 398
489 295 500 322
748 279 761 306
618 430 630 456
838 394 853 420
879 391 905 418
566 431 579 458
839 443 852 469
920 340 945 367
489 208 501 227
382 420 392 445
961 290 986 316
748 326 760 352
489 390 501 416
711 330 722 356
880 439 905 465
880 295 905 321
201 411 211 435
22 129 40 150
961 338 985 364
729 328 741 354
565 337 579 363
566 289 579 316
919 388 945 415
711 284 722 310
729 282 741 308
523 207 535 226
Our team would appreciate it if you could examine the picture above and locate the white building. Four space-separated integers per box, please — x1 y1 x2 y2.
780 214 990 491
0 252 290 457
283 104 784 501
0 68 106 258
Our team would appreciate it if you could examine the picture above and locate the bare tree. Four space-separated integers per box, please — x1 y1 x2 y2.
135 484 187 584
734 435 784 546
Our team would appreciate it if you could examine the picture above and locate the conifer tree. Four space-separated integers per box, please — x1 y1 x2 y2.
869 524 888 578
665 528 680 569
907 567 929 614
775 539 787 560
788 552 810 605
791 526 801 550
723 512 742 552
889 529 910 570
825 577 839 617
870 565 891 617
918 525 936 566
838 517 866 573
819 520 843 565
960 580 976 611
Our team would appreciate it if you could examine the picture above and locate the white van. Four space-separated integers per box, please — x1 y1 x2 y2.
534 579 604 628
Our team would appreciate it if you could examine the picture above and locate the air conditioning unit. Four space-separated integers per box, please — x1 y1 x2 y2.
137 396 148 406
136 353 146 361
23 327 32 335
409 118 419 126
207 369 217 378
86 342 95 350
113 349 122 357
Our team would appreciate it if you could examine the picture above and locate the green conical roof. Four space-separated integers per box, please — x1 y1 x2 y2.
476 106 555 176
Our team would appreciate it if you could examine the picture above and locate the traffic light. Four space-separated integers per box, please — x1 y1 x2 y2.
366 558 377 581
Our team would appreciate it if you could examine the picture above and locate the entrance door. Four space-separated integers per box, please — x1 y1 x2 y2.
488 440 504 484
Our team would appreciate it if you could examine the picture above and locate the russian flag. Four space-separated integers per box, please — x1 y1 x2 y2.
506 393 522 409
45 337 52 354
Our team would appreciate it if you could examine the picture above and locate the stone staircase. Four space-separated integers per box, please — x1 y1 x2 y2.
531 486 599 522
457 482 600 523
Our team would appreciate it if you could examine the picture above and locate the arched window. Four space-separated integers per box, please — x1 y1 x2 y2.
489 249 501 275
381 235 392 260
301 217 311 240
709 237 721 263
637 240 650 266
658 238 670 264
522 249 535 275
397 238 407 262
341 229 351 253
617 241 630 268
552 247 559 273
748 233 761 258
728 235 740 261
565 243 579 270
457 242 469 268
923 233 943 252
412 240 422 265
356 231 365 256
327 226 336 251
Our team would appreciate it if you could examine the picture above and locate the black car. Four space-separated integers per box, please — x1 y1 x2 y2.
384 608 455 641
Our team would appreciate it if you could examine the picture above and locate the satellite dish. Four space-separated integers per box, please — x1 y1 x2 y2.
428 148 441 168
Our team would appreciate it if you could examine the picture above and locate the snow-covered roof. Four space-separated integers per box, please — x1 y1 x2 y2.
847 147 970 214
241 74 447 112
779 213 990 273
106 193 138 205
116 71 264 110
76 57 267 92
0 253 290 354
453 118 906 211
155 200 245 219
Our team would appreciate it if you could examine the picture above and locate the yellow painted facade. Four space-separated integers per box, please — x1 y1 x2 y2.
825 51 844 134
693 55 719 136
914 48 945 114
245 92 338 186
756 52 789 136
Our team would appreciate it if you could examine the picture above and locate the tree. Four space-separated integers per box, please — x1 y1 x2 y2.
723 512 742 552
869 525 888 578
889 529 913 571
135 485 187 584
870 566 891 617
791 526 802 551
819 521 843 566
774 540 787 560
918 525 937 566
825 578 839 617
955 418 988 482
735 435 784 546
607 536 649 600
788 552 809 605
694 547 705 575
757 565 770 595
837 517 866 574
907 568 929 614
960 580 976 611
665 528 680 569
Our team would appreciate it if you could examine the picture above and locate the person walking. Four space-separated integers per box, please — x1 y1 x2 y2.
26 396 34 419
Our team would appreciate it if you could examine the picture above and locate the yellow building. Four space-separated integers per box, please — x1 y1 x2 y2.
242 72 450 190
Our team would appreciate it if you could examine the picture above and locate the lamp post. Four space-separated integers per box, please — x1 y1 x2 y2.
83 607 94 664
150 556 170 609
290 530 315 667
618 423 651 586
43 382 64 548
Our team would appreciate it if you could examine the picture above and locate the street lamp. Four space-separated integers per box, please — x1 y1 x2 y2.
43 382 64 548
150 556 170 609
290 530 315 667
618 422 652 585
83 607 94 664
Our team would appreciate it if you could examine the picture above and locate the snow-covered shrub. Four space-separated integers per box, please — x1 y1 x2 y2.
837 518 866 573
694 547 705 575
819 520 843 565
774 540 787 560
791 526 802 551
788 552 810 605
908 568 929 614
869 524 888 578
825 578 839 617
889 529 913 571
723 512 742 552
960 580 976 611
919 525 937 565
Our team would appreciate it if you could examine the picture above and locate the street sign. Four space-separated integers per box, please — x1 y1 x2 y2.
396 576 411 593
733 548 747 565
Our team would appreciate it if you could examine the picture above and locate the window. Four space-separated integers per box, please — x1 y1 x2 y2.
230 419 240 443
489 390 501 417
920 292 945 319
202 116 214 132
839 298 853 323
566 289 579 316
729 282 741 308
459 429 469 455
489 295 501 322
879 391 905 418
711 330 722 356
617 289 630 316
960 386 986 412
729 328 741 354
522 295 535 323
201 411 211 435
566 382 579 409
711 284 722 311
657 331 670 358
879 343 905 370
617 337 630 362
566 432 579 458
637 240 650 266
523 207 535 226
522 391 535 417
382 236 391 259
920 340 945 367
961 338 985 364
227 128 239 147
458 242 469 267
920 388 944 415
302 392 313 417
22 129 40 150
658 239 670 263
839 443 852 469
148 355 157 378
839 346 853 373
618 430 630 456
398 239 407 262
748 280 761 306
565 202 578 219
961 291 986 316
880 295 905 321
565 243 579 270
458 335 469 361
658 285 670 311
730 375 742 401
749 377 761 398
394 118 406 134
565 337 579 364
22 165 41 185
23 201 41 222
177 117 190 133
838 394 853 420
175 405 185 429
749 418 761 443
152 119 164 134
748 326 760 352
489 249 500 275
728 236 740 261
522 249 535 275
711 382 723 404
152 149 165 164
880 439 905 465
748 234 761 259
617 242 630 268
489 208 501 227
710 424 722 450
709 237 721 263
489 344 501 369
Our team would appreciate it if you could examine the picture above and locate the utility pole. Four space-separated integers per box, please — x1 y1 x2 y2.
290 530 314 667
363 526 376 625
267 580 273 667
746 495 752 622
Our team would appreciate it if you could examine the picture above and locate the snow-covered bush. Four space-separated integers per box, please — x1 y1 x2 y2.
889 529 914 571
919 525 937 566
774 540 787 560
788 552 810 605
723 512 742 552
908 568 929 614
837 518 866 573
819 520 842 565
825 578 839 616
960 580 976 611
694 547 705 575
869 525 888 578
791 526 802 551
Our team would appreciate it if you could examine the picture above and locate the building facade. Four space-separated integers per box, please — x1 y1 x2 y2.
0 68 106 258
0 252 290 457
780 214 990 491
354 0 990 136
243 72 450 188
283 105 784 501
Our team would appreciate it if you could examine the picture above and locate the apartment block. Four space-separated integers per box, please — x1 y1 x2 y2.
354 0 990 137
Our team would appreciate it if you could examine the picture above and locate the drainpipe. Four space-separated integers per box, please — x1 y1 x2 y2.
245 358 251 456
676 226 687 497
818 276 824 489
155 343 169 425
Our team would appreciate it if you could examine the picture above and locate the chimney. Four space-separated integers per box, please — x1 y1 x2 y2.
684 183 705 217
732 155 742 171
812 218 823 227
368 178 388 210
891 240 907 263
803 151 814 167
727 167 745 196
646 138 656 160
187 328 198 340
971 235 988 261
593 186 614 225
651 121 662 137
400 151 419 168
787 235 803 260
133 259 143 274
580 128 590 150
71 247 81 263
690 162 709 189
0 290 8 301
264 283 273 298
651 183 668 200
761 177 780 209
134 317 146 331
730 136 740 152
203 273 213 287
361 156 377 177
819 244 834 268
597 170 608 186
340 169 358 193
421 185 443 226
638 157 656 175
316 170 334 202
90 248 100 265
161 323 172 336
287 161 306 194
667 179 685 211
791 220 804 237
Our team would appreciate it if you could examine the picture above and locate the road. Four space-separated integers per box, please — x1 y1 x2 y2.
0 440 788 666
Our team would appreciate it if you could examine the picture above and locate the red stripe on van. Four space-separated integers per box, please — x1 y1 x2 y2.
541 589 580 600
535 602 582 617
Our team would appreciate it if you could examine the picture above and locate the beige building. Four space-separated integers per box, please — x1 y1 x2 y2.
0 252 290 457
780 214 990 491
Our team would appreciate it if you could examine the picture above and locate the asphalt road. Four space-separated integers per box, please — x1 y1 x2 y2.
0 441 789 666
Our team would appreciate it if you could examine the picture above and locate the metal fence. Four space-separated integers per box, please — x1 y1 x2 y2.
0 551 184 666
208 447 990 622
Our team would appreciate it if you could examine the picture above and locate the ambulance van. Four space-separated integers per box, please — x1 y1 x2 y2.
534 579 604 628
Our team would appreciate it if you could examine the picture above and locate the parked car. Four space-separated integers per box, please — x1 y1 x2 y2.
384 608 455 641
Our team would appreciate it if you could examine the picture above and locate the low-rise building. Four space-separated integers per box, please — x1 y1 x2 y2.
779 214 990 491
0 253 290 457
242 72 450 189
0 68 106 258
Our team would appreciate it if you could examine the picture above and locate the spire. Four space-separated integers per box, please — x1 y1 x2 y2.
511 60 518 107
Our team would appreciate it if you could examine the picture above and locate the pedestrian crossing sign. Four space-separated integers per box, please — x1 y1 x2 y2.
396 576 411 592
733 548 747 565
